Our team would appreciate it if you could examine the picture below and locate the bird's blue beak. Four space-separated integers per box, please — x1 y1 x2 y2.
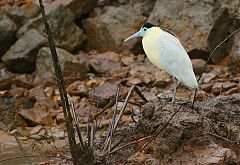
124 30 143 42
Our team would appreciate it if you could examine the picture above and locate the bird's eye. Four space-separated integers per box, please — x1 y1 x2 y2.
144 28 147 31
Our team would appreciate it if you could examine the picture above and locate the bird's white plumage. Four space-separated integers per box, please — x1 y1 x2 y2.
142 27 198 88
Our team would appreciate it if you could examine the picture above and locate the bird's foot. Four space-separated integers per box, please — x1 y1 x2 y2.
170 97 175 104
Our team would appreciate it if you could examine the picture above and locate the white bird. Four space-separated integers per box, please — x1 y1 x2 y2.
124 23 198 103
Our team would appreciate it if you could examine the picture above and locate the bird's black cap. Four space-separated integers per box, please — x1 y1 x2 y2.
142 22 156 29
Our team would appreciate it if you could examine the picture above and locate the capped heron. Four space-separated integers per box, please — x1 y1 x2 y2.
124 23 198 103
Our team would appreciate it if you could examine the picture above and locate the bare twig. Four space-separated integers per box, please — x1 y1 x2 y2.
38 1 80 164
71 102 84 148
0 155 40 163
103 85 121 154
91 85 148 122
113 85 136 133
90 123 95 148
91 98 116 122
12 131 33 165
118 100 141 106
133 86 148 103
103 85 148 157
191 27 240 108
87 89 95 147
105 136 151 156
207 132 234 143
110 136 126 151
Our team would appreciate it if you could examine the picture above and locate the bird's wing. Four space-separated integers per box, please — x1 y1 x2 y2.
156 31 198 87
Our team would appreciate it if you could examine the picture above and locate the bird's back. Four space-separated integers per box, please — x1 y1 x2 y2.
142 27 198 88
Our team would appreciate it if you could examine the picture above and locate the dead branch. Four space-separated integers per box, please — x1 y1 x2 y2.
12 130 33 165
106 136 151 156
38 0 80 164
71 102 84 148
207 132 234 144
191 27 240 108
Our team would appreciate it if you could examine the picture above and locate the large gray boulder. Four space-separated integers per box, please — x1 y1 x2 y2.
1 29 47 73
34 47 88 86
148 0 214 54
17 5 86 52
229 32 240 68
45 0 98 18
2 4 40 27
148 0 240 64
82 5 146 52
0 14 17 57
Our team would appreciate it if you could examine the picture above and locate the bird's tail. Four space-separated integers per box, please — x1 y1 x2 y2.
177 70 198 89
183 75 198 89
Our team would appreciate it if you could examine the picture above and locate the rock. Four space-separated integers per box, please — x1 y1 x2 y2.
90 51 121 73
225 87 239 95
128 0 156 17
47 0 98 18
26 85 59 111
26 86 45 101
148 0 213 53
121 54 136 66
82 6 145 52
0 130 19 146
14 74 34 89
3 4 40 27
2 29 47 73
0 67 13 81
34 47 88 86
8 87 27 98
191 59 206 75
56 112 65 124
29 125 44 135
142 92 158 102
97 0 111 6
212 82 237 95
89 82 127 107
200 83 213 93
196 146 237 165
0 69 34 90
0 70 15 90
148 0 240 64
154 70 172 87
44 86 55 98
199 94 240 126
17 5 86 51
129 59 171 87
0 14 17 57
90 82 118 107
35 97 59 111
129 78 142 85
18 107 54 126
49 109 62 118
134 96 240 164
67 81 88 97
200 72 217 83
137 102 203 157
47 126 65 139
229 32 240 69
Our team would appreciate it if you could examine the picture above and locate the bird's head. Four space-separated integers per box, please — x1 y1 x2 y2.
124 22 156 42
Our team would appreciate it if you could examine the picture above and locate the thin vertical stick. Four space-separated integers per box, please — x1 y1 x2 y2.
71 102 84 147
38 1 79 164
191 27 240 108
13 131 33 165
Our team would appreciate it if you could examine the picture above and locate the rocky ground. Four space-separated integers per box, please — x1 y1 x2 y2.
0 0 240 165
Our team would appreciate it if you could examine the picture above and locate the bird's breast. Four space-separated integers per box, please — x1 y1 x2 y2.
142 35 165 71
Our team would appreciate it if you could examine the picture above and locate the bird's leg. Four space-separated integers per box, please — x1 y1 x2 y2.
171 76 177 103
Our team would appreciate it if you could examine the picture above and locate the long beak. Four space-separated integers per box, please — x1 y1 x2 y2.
124 31 142 42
